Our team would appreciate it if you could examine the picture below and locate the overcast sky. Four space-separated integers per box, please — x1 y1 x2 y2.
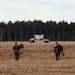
0 0 75 23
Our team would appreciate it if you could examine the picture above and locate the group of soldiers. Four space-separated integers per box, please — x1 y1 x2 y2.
13 42 64 60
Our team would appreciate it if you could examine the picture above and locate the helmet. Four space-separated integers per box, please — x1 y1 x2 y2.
56 42 58 44
15 42 17 45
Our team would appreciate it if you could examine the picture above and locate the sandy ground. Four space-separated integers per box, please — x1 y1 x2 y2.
0 41 75 75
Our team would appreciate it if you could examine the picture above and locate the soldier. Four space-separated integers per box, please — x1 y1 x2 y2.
13 42 20 60
54 42 64 60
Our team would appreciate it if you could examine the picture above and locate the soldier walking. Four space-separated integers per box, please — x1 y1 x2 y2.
13 42 20 60
54 42 64 60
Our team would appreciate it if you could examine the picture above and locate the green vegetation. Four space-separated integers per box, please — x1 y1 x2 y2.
0 20 75 41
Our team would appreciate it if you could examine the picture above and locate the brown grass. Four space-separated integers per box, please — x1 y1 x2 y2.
0 41 75 75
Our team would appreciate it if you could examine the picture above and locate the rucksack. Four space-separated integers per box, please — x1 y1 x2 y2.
54 44 63 53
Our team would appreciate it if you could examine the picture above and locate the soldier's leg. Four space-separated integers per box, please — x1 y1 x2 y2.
14 52 17 59
55 53 58 60
17 52 20 58
14 53 18 60
16 52 20 60
58 53 60 60
56 53 60 60
14 52 19 60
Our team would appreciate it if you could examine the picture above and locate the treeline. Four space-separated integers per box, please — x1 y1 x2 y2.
0 20 75 41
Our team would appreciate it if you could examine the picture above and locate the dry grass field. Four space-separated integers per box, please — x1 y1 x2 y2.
0 41 75 75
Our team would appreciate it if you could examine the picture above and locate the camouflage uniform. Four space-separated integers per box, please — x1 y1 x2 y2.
13 42 20 60
54 42 63 60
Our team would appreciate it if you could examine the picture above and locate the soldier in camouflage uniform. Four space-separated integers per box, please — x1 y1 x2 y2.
13 42 24 60
13 42 20 60
54 42 64 60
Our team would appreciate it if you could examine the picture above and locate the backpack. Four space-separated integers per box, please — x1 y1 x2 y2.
54 44 63 53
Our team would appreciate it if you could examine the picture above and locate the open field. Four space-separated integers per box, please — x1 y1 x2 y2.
0 41 75 75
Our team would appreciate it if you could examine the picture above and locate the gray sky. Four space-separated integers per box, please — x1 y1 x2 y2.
0 0 75 23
